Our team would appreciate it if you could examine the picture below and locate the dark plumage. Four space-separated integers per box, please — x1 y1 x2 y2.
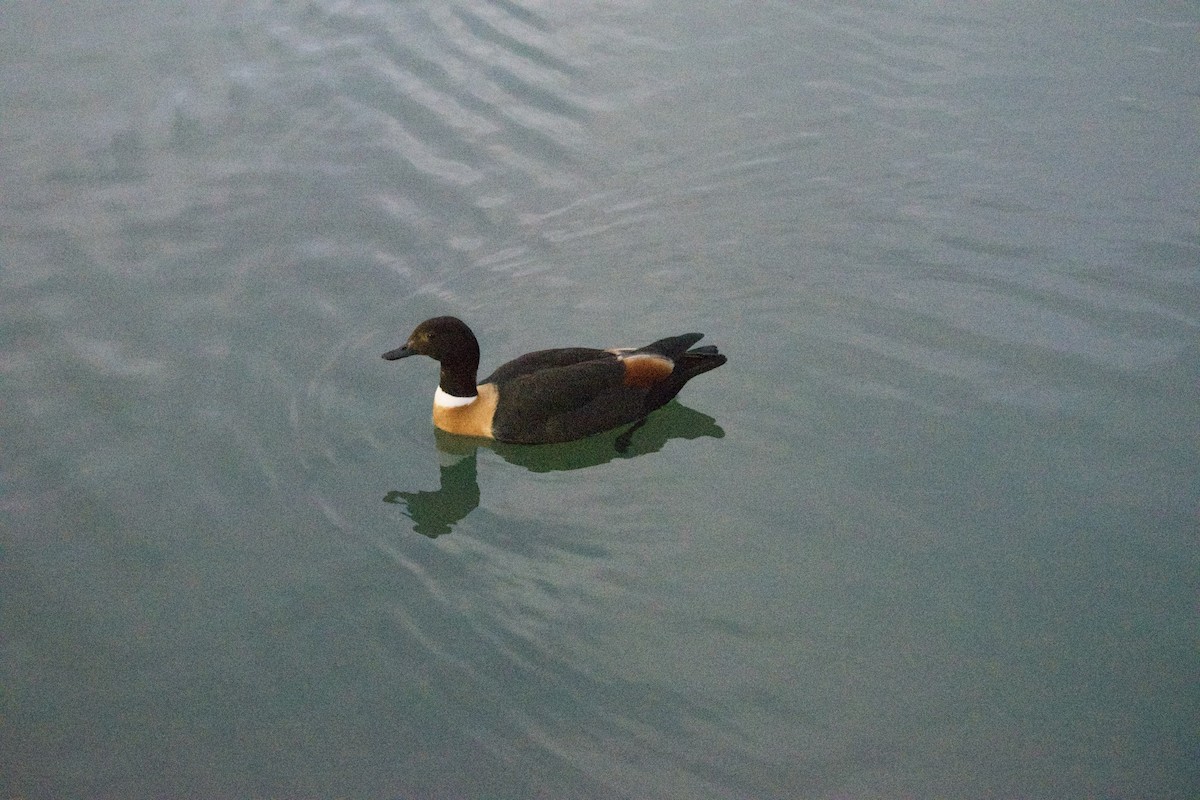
382 316 725 444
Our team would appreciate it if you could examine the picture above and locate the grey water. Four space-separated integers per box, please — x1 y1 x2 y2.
2 1 1197 797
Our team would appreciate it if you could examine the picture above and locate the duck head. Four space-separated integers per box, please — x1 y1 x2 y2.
383 316 481 397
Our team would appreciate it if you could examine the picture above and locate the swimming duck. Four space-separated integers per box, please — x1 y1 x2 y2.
383 316 726 444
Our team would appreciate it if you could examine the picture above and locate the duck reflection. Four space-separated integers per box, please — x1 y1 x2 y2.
383 401 724 537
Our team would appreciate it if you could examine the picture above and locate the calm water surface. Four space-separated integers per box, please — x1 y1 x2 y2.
2 1 1197 797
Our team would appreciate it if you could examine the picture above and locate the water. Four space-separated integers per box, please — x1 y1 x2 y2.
2 1 1197 797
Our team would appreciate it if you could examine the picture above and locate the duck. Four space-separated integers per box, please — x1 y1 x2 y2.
382 316 726 444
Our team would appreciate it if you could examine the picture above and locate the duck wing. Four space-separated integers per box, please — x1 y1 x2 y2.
482 347 611 385
490 356 651 443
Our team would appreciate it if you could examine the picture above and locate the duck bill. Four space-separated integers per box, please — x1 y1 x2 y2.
382 344 416 360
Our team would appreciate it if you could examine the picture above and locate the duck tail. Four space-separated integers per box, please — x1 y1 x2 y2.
675 345 726 382
639 334 726 380
639 333 705 358
634 333 725 407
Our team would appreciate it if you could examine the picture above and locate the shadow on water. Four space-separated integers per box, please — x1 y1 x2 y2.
383 401 724 537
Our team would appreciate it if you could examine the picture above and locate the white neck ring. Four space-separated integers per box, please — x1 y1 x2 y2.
434 386 477 408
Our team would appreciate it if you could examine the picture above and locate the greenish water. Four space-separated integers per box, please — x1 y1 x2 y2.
2 1 1197 797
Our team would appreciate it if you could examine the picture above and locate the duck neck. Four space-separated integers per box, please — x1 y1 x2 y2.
436 322 481 399
438 358 479 399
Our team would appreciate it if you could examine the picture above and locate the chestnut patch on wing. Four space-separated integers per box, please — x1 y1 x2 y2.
620 353 674 387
